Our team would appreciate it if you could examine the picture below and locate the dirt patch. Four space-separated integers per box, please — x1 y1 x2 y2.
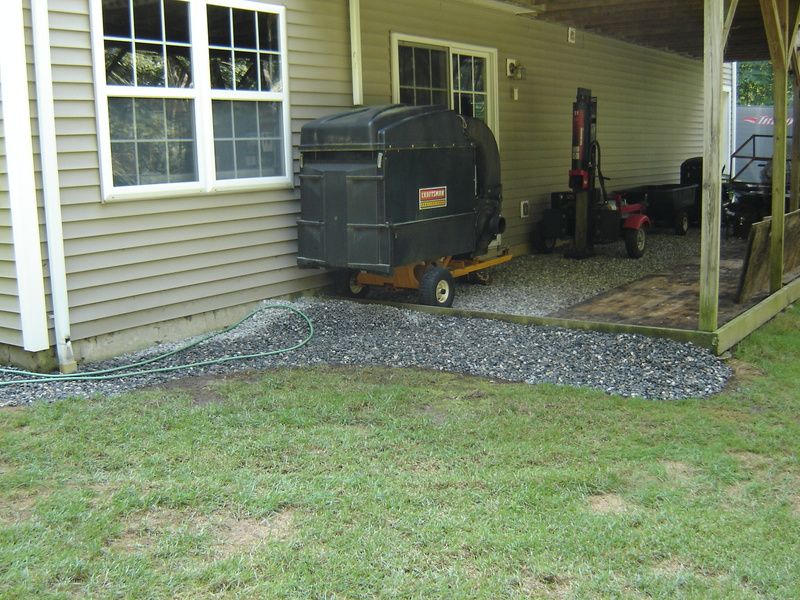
662 460 696 484
109 507 295 557
0 488 51 524
214 509 295 558
588 493 628 514
518 572 572 598
418 404 449 425
154 375 228 405
729 451 771 471
653 557 688 576
723 359 766 391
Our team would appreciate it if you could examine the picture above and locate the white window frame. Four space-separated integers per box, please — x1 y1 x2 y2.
89 0 293 202
390 32 499 142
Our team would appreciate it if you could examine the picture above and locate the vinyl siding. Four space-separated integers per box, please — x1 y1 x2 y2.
360 0 706 248
47 0 352 341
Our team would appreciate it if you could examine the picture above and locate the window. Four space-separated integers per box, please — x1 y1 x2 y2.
391 34 498 135
92 0 291 200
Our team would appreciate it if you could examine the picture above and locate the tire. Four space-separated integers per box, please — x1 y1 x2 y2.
466 270 492 285
533 222 557 254
337 270 369 299
419 266 455 307
673 210 689 236
624 227 647 259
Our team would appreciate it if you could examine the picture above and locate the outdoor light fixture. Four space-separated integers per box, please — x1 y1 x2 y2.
506 58 526 80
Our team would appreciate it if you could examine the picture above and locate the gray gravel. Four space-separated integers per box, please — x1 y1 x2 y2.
0 296 731 406
373 230 737 315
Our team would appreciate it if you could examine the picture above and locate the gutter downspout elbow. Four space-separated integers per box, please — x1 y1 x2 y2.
31 0 77 373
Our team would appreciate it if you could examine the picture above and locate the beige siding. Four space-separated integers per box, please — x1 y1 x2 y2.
47 0 353 341
360 0 705 248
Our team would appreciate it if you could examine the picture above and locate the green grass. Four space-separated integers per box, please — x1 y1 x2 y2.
1 307 800 598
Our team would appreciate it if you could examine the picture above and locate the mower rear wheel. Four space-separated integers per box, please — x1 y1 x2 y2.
419 266 455 307
533 222 557 254
674 210 689 236
338 270 369 299
624 227 647 259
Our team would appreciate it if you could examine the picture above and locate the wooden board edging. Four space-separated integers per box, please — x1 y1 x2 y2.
364 300 718 350
715 276 800 353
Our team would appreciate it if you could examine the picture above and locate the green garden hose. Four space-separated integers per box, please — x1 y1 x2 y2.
0 304 314 386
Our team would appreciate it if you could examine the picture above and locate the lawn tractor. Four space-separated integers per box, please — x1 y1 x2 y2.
535 88 650 258
296 105 510 308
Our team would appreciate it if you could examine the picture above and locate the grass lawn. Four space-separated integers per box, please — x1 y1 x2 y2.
1 307 799 599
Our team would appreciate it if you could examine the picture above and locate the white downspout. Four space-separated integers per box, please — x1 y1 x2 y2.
349 0 364 105
31 0 77 373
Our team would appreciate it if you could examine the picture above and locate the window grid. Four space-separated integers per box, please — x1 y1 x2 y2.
95 0 291 195
398 45 448 107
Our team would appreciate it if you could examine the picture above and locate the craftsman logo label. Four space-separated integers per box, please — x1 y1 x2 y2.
419 186 448 210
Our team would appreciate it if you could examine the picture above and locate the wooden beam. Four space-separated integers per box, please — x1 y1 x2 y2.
760 0 789 293
715 274 800 353
724 0 740 45
792 51 800 212
700 0 724 332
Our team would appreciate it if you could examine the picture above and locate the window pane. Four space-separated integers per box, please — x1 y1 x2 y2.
212 100 233 138
474 57 486 92
232 101 258 138
167 142 196 182
210 49 234 89
165 99 194 140
399 46 413 87
133 0 162 41
235 140 260 178
232 9 257 49
414 48 430 87
432 90 448 108
135 43 165 86
105 41 134 85
260 139 283 177
166 45 192 87
103 0 131 38
415 89 431 105
164 0 189 43
110 98 197 187
234 51 258 90
258 13 279 51
207 5 231 46
213 100 284 180
258 102 282 138
260 54 281 91
459 93 474 118
473 94 487 121
399 87 414 105
215 141 235 179
138 142 167 184
431 50 447 89
458 55 474 91
134 98 166 139
108 97 134 140
111 142 137 186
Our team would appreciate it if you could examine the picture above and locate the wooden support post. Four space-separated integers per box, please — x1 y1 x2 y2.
699 0 724 332
792 59 800 212
760 0 790 293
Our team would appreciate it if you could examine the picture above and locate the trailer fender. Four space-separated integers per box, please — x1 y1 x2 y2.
622 214 650 230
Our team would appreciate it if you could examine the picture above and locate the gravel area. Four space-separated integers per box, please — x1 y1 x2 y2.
0 296 731 406
372 230 718 315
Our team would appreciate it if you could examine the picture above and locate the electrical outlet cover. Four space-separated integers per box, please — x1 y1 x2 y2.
520 200 530 218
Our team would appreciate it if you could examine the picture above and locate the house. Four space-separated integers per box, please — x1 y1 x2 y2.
0 0 776 373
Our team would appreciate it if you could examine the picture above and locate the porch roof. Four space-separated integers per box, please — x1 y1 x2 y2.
499 0 795 62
